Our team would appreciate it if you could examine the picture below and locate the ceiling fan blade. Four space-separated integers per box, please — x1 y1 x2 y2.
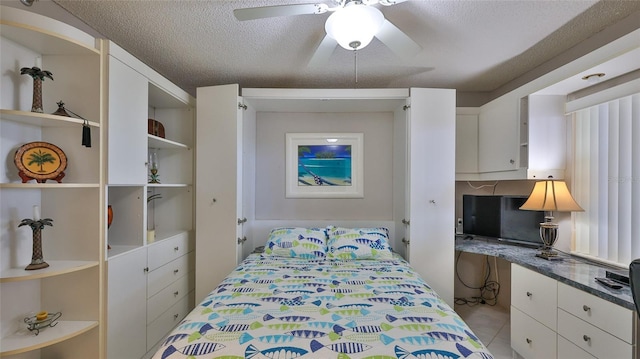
375 19 422 57
308 35 337 67
234 4 327 21
378 0 409 6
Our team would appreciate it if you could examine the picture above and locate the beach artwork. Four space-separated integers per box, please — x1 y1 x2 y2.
285 133 363 198
297 144 352 186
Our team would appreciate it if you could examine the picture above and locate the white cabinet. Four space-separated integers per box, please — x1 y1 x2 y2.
404 88 456 306
107 247 147 359
460 92 567 181
107 55 148 185
0 6 104 358
478 96 519 174
511 264 558 359
511 264 637 359
456 108 479 175
557 282 634 359
195 84 246 301
196 86 456 307
104 42 195 358
107 232 194 359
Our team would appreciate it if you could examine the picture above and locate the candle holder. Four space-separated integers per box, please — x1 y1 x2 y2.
149 150 160 184
19 218 54 270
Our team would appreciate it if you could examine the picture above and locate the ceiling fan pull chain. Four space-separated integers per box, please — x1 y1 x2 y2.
354 49 358 88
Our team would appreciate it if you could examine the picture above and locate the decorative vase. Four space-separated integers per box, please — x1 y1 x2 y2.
107 205 113 228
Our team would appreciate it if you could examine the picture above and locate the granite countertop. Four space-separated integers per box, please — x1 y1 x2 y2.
455 235 635 311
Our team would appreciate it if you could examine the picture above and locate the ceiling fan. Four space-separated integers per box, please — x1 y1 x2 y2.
233 0 422 66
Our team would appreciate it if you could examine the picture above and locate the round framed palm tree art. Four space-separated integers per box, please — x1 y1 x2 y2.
14 141 67 183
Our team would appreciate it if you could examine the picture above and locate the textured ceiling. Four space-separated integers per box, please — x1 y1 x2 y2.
28 1 640 101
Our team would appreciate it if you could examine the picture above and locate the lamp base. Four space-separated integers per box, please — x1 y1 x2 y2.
535 251 563 261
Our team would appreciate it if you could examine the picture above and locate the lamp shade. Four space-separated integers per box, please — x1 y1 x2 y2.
520 180 584 212
325 4 384 50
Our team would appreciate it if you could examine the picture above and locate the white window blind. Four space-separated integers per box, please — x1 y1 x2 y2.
572 93 640 267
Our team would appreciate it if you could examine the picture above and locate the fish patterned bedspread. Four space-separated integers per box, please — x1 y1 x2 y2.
152 254 494 359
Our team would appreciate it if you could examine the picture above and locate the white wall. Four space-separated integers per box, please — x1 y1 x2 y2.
254 111 394 220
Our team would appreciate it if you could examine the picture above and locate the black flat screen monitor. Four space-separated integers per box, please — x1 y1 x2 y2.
463 195 544 246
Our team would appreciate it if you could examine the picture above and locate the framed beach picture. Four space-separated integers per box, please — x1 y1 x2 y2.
285 133 364 198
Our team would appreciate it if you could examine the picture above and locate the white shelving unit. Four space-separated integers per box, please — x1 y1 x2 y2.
104 41 195 358
1 6 104 358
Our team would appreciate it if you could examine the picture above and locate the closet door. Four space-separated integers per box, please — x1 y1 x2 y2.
195 84 242 301
406 88 456 307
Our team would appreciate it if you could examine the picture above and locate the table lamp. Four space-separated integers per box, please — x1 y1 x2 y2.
520 179 583 260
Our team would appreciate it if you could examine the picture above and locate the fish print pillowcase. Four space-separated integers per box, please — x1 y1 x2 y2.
326 226 394 260
262 227 327 260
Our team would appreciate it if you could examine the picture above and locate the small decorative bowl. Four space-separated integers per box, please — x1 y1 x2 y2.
24 311 62 335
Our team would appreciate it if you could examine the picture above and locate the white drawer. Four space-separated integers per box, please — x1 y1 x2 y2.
511 306 557 359
557 308 632 359
511 264 557 329
558 335 597 359
557 282 633 343
147 291 194 351
147 272 194 324
147 231 192 271
147 252 193 298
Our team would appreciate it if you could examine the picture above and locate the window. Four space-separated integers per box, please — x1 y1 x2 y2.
571 93 640 267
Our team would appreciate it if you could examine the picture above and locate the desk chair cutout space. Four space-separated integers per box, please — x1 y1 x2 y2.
630 259 640 316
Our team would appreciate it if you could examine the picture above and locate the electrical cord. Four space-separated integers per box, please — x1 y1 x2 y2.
454 251 501 306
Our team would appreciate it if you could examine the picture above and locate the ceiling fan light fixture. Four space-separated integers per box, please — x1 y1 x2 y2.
325 4 384 50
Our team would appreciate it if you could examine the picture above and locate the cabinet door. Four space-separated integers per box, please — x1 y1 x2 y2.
407 88 456 307
478 97 518 173
108 56 148 184
196 84 242 301
455 112 479 174
107 248 147 359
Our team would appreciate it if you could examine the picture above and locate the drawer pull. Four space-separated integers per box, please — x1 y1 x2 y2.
582 305 591 312
173 269 179 274
174 246 179 251
174 291 179 297
526 338 532 344
526 291 532 297
583 335 591 343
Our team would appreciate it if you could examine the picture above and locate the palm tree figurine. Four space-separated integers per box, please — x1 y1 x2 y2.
19 217 54 270
20 66 53 113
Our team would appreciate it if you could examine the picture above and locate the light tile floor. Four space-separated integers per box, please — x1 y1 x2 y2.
455 304 513 359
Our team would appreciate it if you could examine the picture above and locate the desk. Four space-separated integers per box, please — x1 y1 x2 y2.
456 236 638 359
455 236 634 310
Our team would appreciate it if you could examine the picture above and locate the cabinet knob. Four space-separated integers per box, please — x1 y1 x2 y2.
143 267 149 273
174 314 179 320
526 291 532 297
402 219 410 225
174 291 179 297
237 217 247 224
174 246 179 251
510 159 515 164
526 338 532 344
401 238 410 245
583 335 591 343
583 305 591 312
173 269 179 274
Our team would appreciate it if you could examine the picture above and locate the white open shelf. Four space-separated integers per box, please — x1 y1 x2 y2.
0 261 98 283
148 134 189 150
0 320 98 356
0 109 100 128
0 183 100 189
